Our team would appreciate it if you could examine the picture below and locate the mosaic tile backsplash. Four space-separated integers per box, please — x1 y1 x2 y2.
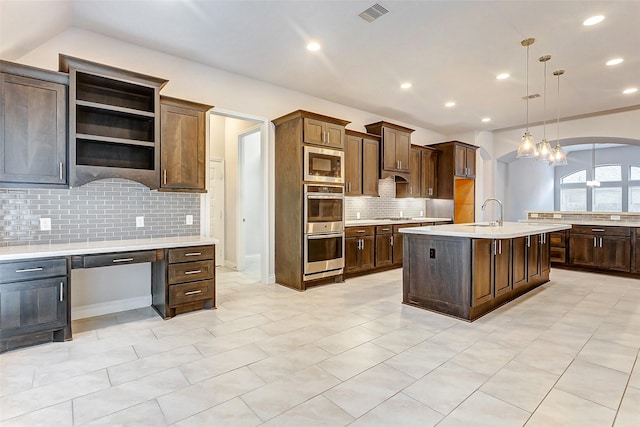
345 177 427 220
1 179 201 247
526 211 640 224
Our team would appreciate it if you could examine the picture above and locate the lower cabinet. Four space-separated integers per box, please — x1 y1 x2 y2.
569 226 631 272
634 228 640 273
549 231 567 264
0 257 69 353
375 225 394 267
472 239 511 306
345 236 375 274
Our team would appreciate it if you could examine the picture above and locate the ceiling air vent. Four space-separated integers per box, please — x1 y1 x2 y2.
359 3 389 23
522 93 541 100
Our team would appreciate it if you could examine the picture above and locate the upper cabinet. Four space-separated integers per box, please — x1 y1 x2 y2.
303 117 346 149
454 143 476 177
431 140 479 199
59 54 168 188
396 145 438 199
0 61 68 187
345 130 379 197
159 96 212 192
365 121 414 179
421 147 438 197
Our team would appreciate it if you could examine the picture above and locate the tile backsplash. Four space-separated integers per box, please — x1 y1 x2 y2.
345 177 426 220
0 179 201 247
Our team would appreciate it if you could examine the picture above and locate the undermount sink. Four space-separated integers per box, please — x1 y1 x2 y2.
464 222 494 227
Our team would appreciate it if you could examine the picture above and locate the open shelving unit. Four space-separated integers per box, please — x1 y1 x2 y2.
59 55 168 188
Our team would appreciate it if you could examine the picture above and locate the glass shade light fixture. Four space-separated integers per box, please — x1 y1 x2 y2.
517 38 537 158
586 143 600 187
549 69 568 166
535 55 553 162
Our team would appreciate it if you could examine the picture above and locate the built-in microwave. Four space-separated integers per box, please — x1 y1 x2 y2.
304 184 344 234
304 146 344 184
303 231 344 281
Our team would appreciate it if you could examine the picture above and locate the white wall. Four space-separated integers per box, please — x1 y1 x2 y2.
506 158 556 221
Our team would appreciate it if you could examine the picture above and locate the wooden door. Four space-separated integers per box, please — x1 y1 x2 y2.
160 101 206 191
393 233 404 264
345 237 361 273
0 73 67 185
382 128 397 170
361 236 375 270
396 131 411 172
303 118 325 146
540 233 550 274
599 236 631 272
512 237 527 288
569 234 597 267
362 138 379 196
527 235 541 282
375 234 393 266
325 123 345 149
454 144 467 176
421 150 437 197
345 135 362 196
408 147 421 196
465 147 476 177
494 239 511 296
472 239 493 306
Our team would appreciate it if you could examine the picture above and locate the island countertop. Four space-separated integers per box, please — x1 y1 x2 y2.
0 236 218 262
399 221 571 239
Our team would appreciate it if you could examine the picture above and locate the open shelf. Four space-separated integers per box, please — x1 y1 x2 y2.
76 105 154 142
76 133 155 148
76 139 154 170
76 71 155 112
76 100 155 118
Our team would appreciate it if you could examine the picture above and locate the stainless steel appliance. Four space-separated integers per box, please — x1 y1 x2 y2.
304 184 344 233
303 231 344 281
303 146 344 184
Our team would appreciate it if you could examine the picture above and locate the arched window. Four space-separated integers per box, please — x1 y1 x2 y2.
630 166 640 212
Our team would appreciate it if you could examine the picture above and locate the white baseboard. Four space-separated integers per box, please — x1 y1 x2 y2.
224 260 237 269
267 273 276 284
72 296 152 320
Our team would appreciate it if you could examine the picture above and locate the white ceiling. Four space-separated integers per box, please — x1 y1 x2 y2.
3 0 640 135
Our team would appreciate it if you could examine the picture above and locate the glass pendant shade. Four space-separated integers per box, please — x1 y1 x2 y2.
517 131 537 157
549 144 568 166
536 139 553 161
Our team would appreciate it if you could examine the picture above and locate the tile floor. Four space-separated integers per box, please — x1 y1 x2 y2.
1 267 639 426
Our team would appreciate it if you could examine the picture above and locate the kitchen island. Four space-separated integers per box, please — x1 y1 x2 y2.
400 222 571 321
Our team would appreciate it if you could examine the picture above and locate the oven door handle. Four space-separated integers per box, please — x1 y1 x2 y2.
306 232 344 239
306 195 344 200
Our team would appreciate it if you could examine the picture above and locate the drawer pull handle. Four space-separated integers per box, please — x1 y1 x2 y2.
185 270 202 275
16 267 44 273
591 229 605 232
381 228 390 231
112 258 134 263
356 230 366 233
185 290 203 296
184 252 202 256
59 282 64 302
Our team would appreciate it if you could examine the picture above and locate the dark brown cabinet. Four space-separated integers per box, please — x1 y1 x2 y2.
472 238 511 306
60 55 168 188
549 230 568 264
569 226 631 272
345 226 375 274
454 143 476 177
365 121 414 178
345 130 379 197
303 117 345 149
512 234 549 289
634 229 640 273
375 225 394 267
407 147 422 197
397 145 438 199
0 61 68 187
527 234 541 283
0 257 69 353
420 148 438 197
393 224 421 265
159 96 212 192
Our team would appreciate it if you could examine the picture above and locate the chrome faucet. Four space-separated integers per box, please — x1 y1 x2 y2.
481 198 503 226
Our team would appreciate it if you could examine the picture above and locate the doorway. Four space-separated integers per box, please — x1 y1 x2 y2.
238 128 262 277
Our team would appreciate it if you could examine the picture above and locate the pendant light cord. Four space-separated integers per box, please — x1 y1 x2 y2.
526 44 530 132
556 72 560 143
543 60 547 139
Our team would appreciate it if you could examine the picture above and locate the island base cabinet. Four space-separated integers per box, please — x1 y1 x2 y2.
472 239 512 307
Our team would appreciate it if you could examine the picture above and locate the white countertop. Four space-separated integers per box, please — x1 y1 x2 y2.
346 217 451 226
521 218 639 227
399 222 572 239
0 236 218 262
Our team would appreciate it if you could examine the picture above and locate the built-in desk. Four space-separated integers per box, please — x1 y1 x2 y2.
0 236 217 353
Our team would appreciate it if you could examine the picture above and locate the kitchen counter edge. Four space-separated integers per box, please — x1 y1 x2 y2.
399 222 572 239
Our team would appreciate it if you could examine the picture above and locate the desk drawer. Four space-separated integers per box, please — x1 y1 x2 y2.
82 250 158 268
0 258 67 283
168 246 214 263
169 279 214 307
169 260 214 284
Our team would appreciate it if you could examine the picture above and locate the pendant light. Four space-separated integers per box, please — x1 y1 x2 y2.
535 55 553 161
549 69 568 166
517 38 537 158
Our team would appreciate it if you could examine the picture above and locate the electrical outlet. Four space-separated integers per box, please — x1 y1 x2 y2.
611 215 621 220
136 216 144 228
186 215 193 225
39 218 51 231
356 212 361 219
553 213 562 219
429 248 436 259
420 210 424 217
400 211 403 218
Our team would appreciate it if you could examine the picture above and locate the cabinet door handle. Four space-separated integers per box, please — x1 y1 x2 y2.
112 258 134 263
185 290 203 296
599 237 603 248
327 132 330 144
591 229 605 232
184 270 202 275
526 235 531 247
59 162 64 180
493 240 497 256
390 236 393 246
164 169 167 185
16 267 44 273
356 230 366 233
499 240 502 255
59 282 64 302
184 252 202 256
593 237 597 247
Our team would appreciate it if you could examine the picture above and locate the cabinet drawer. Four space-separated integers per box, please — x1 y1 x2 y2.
393 224 421 234
0 258 67 283
81 250 158 268
571 225 630 236
346 226 374 237
375 225 393 235
550 247 566 263
549 232 566 247
169 260 214 284
169 279 214 307
168 245 214 263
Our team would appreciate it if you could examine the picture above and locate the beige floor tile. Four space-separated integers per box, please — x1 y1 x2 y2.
261 395 354 427
193 328 271 356
515 338 577 376
107 345 201 385
0 401 72 427
437 390 530 427
132 327 215 358
349 392 443 427
323 363 415 418
629 357 640 388
317 342 395 381
556 359 629 410
180 343 268 384
157 367 265 424
0 365 35 397
480 360 559 412
403 361 489 415
383 339 459 379
240 365 340 421
614 385 640 427
205 313 271 336
314 325 381 355
371 324 436 354
173 397 262 427
248 345 332 383
576 338 638 373
526 389 616 427
85 399 167 426
450 339 519 377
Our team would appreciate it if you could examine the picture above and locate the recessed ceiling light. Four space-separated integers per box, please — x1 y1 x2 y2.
400 82 412 89
623 87 638 94
445 101 456 108
606 58 624 66
306 42 321 51
481 117 491 123
583 15 605 26
496 73 510 80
